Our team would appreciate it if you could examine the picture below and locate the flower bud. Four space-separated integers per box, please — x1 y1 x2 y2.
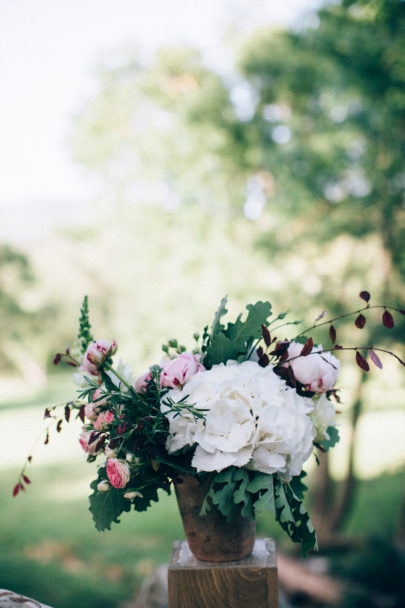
97 480 110 492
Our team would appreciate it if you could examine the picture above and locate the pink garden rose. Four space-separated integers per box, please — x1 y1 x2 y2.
93 410 115 430
106 458 131 489
160 352 205 389
81 340 117 376
284 341 340 393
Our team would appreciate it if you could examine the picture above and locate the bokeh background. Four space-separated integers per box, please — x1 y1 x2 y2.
1 0 404 606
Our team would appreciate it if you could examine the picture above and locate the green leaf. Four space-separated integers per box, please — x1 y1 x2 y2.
289 471 308 501
225 301 272 345
319 426 340 452
210 296 228 338
203 332 236 368
89 476 131 531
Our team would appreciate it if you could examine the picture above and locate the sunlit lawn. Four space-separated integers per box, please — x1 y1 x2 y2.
0 375 403 607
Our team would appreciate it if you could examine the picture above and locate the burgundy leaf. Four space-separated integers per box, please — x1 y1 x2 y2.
287 365 297 387
56 419 63 433
44 408 51 419
95 436 106 452
355 314 366 329
64 405 71 423
44 431 49 445
28 455 32 463
334 344 343 350
273 341 290 357
359 290 371 303
398 309 405 315
329 325 336 344
382 310 394 328
78 405 86 423
66 361 78 367
300 337 314 357
23 475 31 484
273 366 288 380
369 348 383 369
12 484 20 497
65 346 70 355
279 351 289 363
261 324 271 347
258 354 269 368
88 431 101 445
356 351 370 372
256 346 264 358
19 483 26 491
53 353 62 365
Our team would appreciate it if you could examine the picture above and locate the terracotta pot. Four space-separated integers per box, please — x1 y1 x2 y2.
173 473 256 562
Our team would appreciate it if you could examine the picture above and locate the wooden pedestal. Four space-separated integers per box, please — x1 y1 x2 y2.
168 537 278 608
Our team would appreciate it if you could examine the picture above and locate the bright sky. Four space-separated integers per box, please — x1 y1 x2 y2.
0 0 321 223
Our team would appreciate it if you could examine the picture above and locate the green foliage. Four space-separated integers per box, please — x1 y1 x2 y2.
89 474 131 531
319 426 340 452
203 300 272 368
78 295 93 353
200 466 317 554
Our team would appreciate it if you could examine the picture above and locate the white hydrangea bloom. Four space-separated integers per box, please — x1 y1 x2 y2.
310 393 337 443
161 361 317 481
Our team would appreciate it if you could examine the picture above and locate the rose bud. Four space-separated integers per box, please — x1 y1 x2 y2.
123 490 143 500
81 340 118 376
160 352 205 389
97 480 110 492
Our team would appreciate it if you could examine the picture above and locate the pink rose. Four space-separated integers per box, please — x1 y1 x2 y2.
135 370 153 393
93 410 115 430
160 352 205 389
284 341 340 392
84 388 107 420
106 458 131 489
81 340 118 376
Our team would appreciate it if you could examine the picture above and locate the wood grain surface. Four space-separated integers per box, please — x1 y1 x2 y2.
168 538 278 608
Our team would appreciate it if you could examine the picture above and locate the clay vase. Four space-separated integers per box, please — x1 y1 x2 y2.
173 473 256 562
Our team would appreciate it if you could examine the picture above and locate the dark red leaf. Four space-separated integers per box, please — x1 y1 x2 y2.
369 348 383 369
258 354 269 368
279 351 289 363
398 309 405 315
300 337 314 357
382 310 394 329
44 431 49 445
53 353 62 365
88 431 101 445
95 436 106 452
44 408 51 419
287 365 297 387
273 341 290 357
356 351 370 372
273 366 288 380
261 324 271 347
12 484 20 497
64 405 71 423
359 291 370 302
66 361 78 367
329 325 336 343
256 346 264 358
355 314 366 329
65 346 70 355
28 455 32 463
334 344 343 350
78 405 86 423
23 475 31 484
19 483 26 491
56 419 63 433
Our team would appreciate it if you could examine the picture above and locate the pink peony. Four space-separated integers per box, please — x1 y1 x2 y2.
106 458 131 489
81 340 117 376
93 410 115 430
135 370 153 393
160 352 204 389
284 341 340 393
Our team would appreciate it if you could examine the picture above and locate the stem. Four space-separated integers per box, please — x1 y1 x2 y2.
295 304 398 338
104 363 131 390
284 345 404 367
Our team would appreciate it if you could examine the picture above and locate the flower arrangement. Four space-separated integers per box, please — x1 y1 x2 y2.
15 294 404 556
